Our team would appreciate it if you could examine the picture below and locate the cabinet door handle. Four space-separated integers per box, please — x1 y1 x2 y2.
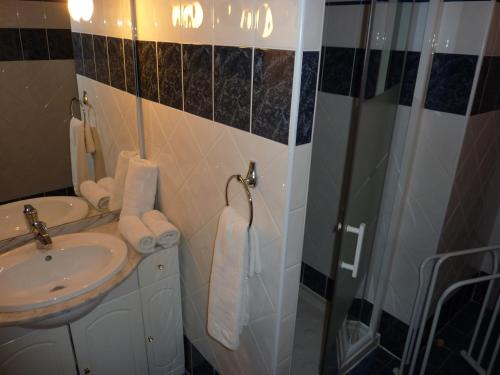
147 336 154 343
157 264 165 271
84 369 91 374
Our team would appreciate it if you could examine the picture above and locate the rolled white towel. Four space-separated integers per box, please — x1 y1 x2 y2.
118 215 156 254
120 158 158 218
80 180 110 210
97 177 114 193
109 150 138 211
142 210 180 248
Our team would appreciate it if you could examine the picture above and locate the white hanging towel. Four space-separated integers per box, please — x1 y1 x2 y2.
207 206 261 350
83 121 96 154
109 150 138 211
120 158 158 217
69 117 92 195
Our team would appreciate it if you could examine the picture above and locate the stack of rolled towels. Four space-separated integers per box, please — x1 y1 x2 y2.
117 157 180 254
79 177 114 211
119 210 180 254
78 150 138 211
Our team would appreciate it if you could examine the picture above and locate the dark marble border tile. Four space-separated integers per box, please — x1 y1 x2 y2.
297 51 319 145
214 46 252 132
71 32 84 75
184 335 218 375
399 51 420 106
137 40 158 102
124 38 137 95
158 42 183 110
47 29 73 60
350 48 365 98
471 56 500 115
365 49 381 99
385 50 405 91
252 48 294 144
93 34 110 85
425 53 478 115
183 44 213 120
321 46 355 96
107 37 126 91
20 28 49 60
301 262 328 297
81 33 96 79
0 28 22 61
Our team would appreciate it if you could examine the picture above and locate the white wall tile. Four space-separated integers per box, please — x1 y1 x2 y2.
486 4 500 56
289 143 312 211
214 0 256 47
285 207 306 268
253 0 299 50
281 264 301 317
323 4 366 48
277 313 296 363
0 1 19 28
17 0 45 28
435 1 493 55
301 0 324 51
44 2 71 29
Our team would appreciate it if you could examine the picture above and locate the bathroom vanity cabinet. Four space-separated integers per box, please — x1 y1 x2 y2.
0 246 184 375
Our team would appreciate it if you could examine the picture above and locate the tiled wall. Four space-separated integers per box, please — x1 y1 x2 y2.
380 0 499 325
70 0 139 178
70 1 324 374
302 0 427 281
0 0 77 202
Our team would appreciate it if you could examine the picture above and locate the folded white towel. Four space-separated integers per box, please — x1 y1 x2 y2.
207 206 261 350
97 177 114 193
70 117 92 195
120 158 158 218
118 215 156 254
109 150 138 211
80 180 110 210
142 210 180 248
84 122 96 154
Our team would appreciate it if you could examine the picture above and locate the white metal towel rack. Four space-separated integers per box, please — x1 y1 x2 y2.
395 245 500 375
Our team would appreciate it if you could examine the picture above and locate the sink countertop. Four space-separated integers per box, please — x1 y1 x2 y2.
0 221 142 327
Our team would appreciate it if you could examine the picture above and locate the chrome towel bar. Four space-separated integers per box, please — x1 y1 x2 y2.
225 161 257 229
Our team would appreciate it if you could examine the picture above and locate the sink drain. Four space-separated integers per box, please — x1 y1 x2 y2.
49 285 66 292
45 255 52 262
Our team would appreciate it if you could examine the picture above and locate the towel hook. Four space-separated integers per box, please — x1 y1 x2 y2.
225 161 257 229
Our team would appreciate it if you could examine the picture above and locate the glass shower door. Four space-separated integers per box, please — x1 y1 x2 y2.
321 0 421 373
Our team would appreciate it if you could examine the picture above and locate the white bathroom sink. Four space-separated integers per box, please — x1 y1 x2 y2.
0 233 128 312
0 196 89 240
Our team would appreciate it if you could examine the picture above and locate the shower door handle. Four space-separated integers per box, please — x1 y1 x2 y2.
340 223 366 278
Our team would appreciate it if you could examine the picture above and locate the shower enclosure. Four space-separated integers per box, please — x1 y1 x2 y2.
295 1 430 373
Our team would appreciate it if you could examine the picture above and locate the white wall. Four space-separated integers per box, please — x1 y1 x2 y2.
71 0 325 374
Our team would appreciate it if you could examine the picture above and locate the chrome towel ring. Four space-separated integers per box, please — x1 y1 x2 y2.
225 161 257 229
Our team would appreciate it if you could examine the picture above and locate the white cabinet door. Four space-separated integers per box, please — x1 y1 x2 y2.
141 275 184 375
70 291 149 375
0 326 76 375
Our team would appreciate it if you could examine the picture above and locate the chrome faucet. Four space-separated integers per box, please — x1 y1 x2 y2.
23 204 52 250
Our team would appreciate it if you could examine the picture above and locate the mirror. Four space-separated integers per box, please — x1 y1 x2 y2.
0 0 138 242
